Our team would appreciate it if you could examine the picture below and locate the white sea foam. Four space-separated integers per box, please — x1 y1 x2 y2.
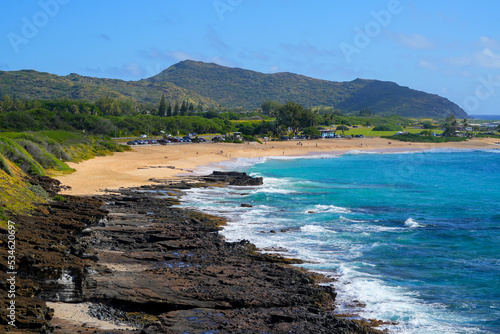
252 187 295 194
192 152 342 176
176 151 496 333
350 224 402 233
339 216 365 223
258 153 341 161
189 148 500 176
306 204 351 214
242 176 297 195
404 217 422 228
344 149 379 155
181 192 472 333
300 224 329 233
331 263 474 334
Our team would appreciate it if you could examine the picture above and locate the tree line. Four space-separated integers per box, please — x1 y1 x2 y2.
157 94 204 117
3 94 483 140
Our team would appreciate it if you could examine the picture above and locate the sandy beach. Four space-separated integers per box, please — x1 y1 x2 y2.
43 136 499 332
56 137 499 196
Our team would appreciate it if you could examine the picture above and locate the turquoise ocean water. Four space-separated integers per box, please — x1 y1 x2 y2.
180 149 500 333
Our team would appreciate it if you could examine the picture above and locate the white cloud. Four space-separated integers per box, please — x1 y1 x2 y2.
108 62 147 79
480 36 500 50
123 62 145 77
446 48 500 69
269 65 280 73
395 33 435 50
169 50 193 62
476 48 500 68
140 48 236 69
418 59 438 71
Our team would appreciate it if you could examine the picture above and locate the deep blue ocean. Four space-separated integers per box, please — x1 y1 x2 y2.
181 149 500 333
470 115 500 121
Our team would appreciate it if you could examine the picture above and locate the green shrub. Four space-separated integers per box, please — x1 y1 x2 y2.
382 133 468 143
40 130 91 144
53 194 67 202
0 138 45 176
0 152 13 176
372 124 404 131
15 139 72 171
96 140 118 151
44 140 72 161
27 184 49 198
422 121 436 129
302 126 321 136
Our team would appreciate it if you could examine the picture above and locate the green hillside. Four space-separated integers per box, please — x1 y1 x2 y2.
0 60 468 118
147 60 468 118
0 69 217 107
0 131 130 225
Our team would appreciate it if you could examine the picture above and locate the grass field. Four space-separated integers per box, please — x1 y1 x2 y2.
339 127 443 137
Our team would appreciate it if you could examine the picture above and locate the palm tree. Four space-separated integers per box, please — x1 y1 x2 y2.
462 118 469 136
443 116 459 137
328 113 336 128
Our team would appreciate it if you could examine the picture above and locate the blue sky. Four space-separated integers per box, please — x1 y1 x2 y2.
1 0 500 115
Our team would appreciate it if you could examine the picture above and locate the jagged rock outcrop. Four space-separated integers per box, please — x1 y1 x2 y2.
201 171 264 186
0 174 384 333
0 195 107 333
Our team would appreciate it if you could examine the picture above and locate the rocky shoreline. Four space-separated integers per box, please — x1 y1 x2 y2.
1 172 384 333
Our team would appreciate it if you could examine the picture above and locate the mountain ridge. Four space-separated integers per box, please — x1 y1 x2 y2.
0 60 468 118
146 60 467 118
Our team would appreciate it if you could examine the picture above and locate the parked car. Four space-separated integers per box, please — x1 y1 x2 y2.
157 139 171 145
147 140 158 144
129 140 145 145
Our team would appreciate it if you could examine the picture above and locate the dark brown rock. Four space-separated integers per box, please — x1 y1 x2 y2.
0 173 384 334
201 171 264 186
